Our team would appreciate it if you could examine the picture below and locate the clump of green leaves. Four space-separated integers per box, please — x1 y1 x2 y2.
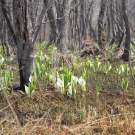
122 78 128 92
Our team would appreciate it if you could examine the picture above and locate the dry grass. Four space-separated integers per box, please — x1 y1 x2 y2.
1 84 135 134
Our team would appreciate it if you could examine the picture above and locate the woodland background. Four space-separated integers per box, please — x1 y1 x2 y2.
0 0 135 134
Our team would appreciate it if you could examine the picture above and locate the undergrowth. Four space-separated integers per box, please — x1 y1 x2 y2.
0 42 135 134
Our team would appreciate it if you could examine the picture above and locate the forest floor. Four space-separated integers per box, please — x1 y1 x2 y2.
1 41 135 134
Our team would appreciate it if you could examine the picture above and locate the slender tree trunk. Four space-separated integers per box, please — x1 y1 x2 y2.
44 0 57 50
1 18 6 55
106 6 111 43
121 0 131 61
98 0 107 48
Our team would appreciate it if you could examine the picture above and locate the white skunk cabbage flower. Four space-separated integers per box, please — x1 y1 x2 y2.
44 54 47 58
34 55 37 58
109 65 112 70
78 76 86 86
68 83 72 95
25 85 29 95
60 67 63 71
120 65 124 73
25 85 35 95
67 83 76 95
71 76 78 83
45 72 48 76
0 57 4 64
56 78 64 92
41 64 44 67
10 57 14 61
90 63 93 67
29 74 33 83
98 62 101 68
116 68 121 74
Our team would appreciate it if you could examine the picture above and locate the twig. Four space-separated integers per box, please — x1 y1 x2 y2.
0 102 15 112
62 125 80 135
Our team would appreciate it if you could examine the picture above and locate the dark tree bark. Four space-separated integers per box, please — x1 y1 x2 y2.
1 17 6 55
12 0 35 90
106 6 111 43
1 0 47 91
98 0 107 48
43 0 57 50
80 0 85 38
89 1 97 41
121 0 131 61
55 0 71 54
109 0 116 46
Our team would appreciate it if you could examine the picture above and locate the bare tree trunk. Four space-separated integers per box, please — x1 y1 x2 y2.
55 0 71 54
1 0 47 91
121 0 131 61
1 17 6 55
43 0 57 50
98 0 107 48
12 0 35 90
